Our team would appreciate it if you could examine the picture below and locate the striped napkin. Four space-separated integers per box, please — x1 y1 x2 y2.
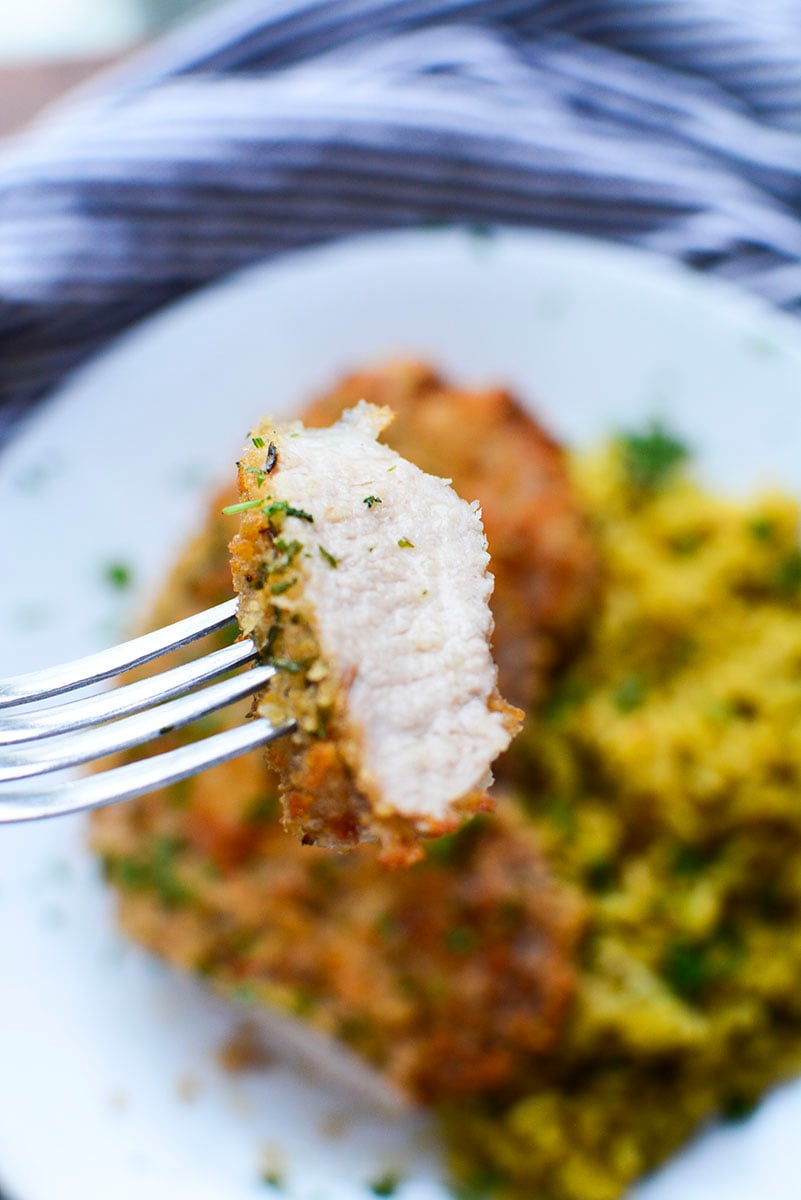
1 0 801 448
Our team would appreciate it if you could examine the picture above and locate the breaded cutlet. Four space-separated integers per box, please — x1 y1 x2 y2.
230 401 520 863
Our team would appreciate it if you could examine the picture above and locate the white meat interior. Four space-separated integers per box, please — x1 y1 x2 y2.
263 401 513 821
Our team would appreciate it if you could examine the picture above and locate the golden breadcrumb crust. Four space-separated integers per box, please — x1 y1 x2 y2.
91 480 583 1100
91 361 594 1102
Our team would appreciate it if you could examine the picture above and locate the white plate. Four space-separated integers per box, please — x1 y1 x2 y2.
1 228 801 1200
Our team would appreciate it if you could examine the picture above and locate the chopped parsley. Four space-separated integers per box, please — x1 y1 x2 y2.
541 675 590 723
231 983 258 1003
262 622 281 658
222 498 314 523
662 939 717 1001
774 549 801 596
748 515 776 543
269 657 309 674
107 837 194 909
662 929 742 1001
222 498 263 516
721 1093 759 1123
397 538 415 549
449 1170 505 1199
363 495 382 508
247 794 279 824
544 797 577 835
425 817 487 866
319 546 339 568
263 499 314 523
584 858 615 894
619 422 689 492
102 561 133 590
374 911 401 940
669 529 706 556
274 537 302 559
662 939 711 1001
671 844 711 877
446 926 481 955
259 1170 284 1190
252 540 303 586
251 435 266 449
613 675 647 713
264 539 303 578
270 578 296 596
368 1172 403 1197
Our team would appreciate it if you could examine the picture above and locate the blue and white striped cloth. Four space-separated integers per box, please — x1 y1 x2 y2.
2 0 801 447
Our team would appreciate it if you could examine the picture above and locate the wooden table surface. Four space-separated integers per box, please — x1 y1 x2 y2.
0 58 115 137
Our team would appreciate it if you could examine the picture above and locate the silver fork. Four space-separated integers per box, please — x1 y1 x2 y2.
0 599 293 823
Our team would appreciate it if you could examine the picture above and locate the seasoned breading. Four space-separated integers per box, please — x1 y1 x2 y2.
230 402 521 864
302 361 600 709
91 359 595 1109
93 782 584 1103
91 471 585 1105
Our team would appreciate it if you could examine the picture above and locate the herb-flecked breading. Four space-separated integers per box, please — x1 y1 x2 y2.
89 481 583 1102
229 401 522 865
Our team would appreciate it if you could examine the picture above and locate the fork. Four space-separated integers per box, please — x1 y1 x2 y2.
0 599 294 823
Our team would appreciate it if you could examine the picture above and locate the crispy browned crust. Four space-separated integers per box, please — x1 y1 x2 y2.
91 485 584 1098
266 735 467 868
93 767 584 1101
91 360 595 1103
302 361 601 709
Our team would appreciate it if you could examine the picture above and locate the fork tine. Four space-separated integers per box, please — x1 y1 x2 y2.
0 662 276 782
0 598 238 708
0 718 292 823
0 638 256 748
